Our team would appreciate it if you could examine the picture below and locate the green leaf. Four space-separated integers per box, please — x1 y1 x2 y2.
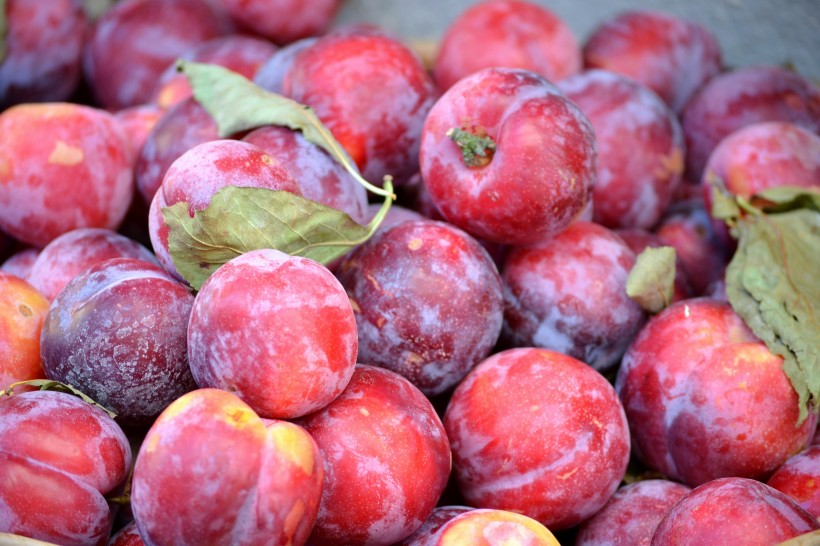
81 0 117 20
706 174 742 222
626 246 677 314
178 60 393 199
163 185 393 291
725 208 820 423
0 379 117 419
0 0 8 65
752 186 820 214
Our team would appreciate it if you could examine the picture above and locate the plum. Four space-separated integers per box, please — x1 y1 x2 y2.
335 220 504 396
681 65 820 180
420 67 595 245
575 479 692 546
242 125 368 223
426 509 561 546
147 139 300 280
502 221 645 371
135 98 220 206
281 29 438 185
559 70 684 230
0 0 88 108
0 390 131 545
583 10 721 113
616 298 816 487
132 388 323 546
27 228 157 302
151 34 278 110
108 521 144 546
433 0 581 91
0 272 49 390
768 445 820 520
0 103 133 248
212 0 342 44
651 477 818 545
1 248 39 280
41 258 196 424
444 347 631 530
83 0 229 109
188 249 357 419
297 365 451 545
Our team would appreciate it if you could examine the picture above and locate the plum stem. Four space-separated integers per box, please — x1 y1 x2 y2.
447 127 496 168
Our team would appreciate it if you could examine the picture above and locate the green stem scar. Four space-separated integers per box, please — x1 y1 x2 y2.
447 127 496 168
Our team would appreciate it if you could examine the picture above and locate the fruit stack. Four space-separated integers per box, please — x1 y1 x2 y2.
0 1 818 545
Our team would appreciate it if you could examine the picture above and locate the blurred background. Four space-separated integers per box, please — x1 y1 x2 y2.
336 0 820 81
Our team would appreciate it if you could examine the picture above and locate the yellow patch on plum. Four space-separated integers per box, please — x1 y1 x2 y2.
269 424 315 475
655 148 684 178
439 512 560 546
157 392 201 422
283 499 306 541
143 432 160 454
0 156 12 178
47 141 84 166
223 405 257 429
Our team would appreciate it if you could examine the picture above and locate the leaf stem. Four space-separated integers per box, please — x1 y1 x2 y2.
304 110 395 199
364 179 395 237
736 195 763 216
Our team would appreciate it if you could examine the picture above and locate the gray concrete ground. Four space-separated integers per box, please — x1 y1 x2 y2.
336 0 820 82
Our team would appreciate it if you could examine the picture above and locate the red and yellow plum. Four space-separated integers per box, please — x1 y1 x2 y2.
0 273 49 390
0 103 134 248
132 388 323 546
428 509 561 546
